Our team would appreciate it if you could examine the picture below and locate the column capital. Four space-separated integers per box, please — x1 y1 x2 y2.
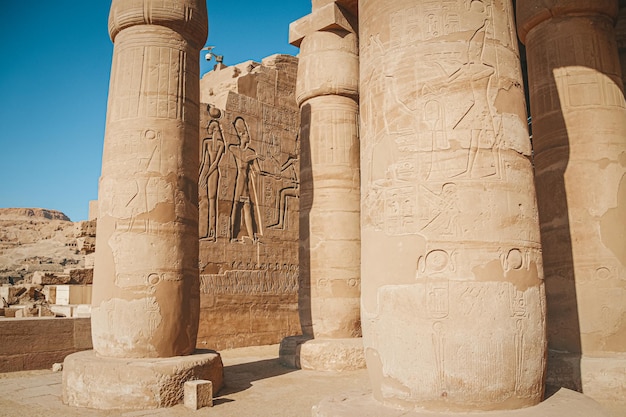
108 0 208 48
517 0 618 44
289 2 356 47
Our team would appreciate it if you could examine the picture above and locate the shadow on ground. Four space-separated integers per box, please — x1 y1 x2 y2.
216 357 295 402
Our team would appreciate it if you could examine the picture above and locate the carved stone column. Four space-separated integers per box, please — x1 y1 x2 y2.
62 0 223 409
518 1 626 413
279 1 365 371
354 0 547 411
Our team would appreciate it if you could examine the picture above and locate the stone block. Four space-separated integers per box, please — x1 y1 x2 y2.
299 338 366 371
63 350 223 410
184 380 213 410
0 286 18 305
68 268 93 284
32 271 70 285
55 285 91 305
289 2 355 46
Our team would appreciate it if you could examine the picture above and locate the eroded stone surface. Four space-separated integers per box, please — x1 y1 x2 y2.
62 350 223 410
91 0 208 358
359 0 545 411
518 1 626 411
291 0 361 351
197 55 301 350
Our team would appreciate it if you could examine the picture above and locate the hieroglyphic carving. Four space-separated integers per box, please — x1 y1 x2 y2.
197 55 300 349
199 264 298 295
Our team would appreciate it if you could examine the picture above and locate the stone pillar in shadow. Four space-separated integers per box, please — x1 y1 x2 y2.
618 1 626 89
62 0 223 409
518 1 626 413
279 1 364 371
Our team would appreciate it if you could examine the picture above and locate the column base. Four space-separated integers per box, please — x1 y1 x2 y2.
279 336 365 371
62 349 223 410
312 388 610 417
547 350 626 416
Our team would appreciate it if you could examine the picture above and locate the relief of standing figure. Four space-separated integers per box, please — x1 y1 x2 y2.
199 118 225 241
229 116 264 243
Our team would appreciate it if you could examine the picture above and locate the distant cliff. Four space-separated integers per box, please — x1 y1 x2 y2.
0 208 82 284
0 208 71 222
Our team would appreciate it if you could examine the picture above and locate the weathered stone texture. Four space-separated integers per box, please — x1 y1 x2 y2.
197 55 301 349
63 350 223 409
359 0 545 411
518 1 626 412
0 317 92 373
91 0 208 359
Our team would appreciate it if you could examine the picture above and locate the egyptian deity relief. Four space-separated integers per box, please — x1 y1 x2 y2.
196 85 301 348
359 0 545 410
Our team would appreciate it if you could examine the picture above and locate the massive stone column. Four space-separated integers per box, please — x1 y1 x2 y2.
518 1 626 414
279 1 364 371
355 0 547 411
62 0 223 409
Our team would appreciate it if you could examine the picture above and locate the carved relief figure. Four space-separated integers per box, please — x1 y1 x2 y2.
269 135 300 230
229 116 263 243
199 119 225 241
448 19 498 179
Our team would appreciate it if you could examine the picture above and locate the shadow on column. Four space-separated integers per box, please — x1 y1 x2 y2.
526 61 582 397
297 103 314 340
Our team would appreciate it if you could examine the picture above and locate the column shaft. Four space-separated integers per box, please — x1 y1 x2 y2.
359 0 545 411
91 0 208 358
518 1 626 410
295 11 361 339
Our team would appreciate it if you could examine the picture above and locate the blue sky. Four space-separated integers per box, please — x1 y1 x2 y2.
0 1 309 222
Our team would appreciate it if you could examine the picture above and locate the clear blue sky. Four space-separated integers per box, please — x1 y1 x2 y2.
0 0 309 222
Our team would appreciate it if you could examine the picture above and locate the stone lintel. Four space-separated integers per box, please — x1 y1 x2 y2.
289 2 355 47
279 336 365 371
62 350 223 410
312 388 610 417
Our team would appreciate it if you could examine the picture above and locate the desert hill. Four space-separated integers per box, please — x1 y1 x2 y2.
0 208 84 285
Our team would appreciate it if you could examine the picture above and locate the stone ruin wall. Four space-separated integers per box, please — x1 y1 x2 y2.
196 55 302 350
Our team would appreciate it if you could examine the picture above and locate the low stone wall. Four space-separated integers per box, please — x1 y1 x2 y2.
0 317 92 372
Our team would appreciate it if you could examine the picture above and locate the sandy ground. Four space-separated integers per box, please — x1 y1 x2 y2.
0 344 370 417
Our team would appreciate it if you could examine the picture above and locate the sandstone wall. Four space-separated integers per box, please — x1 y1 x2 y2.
0 317 91 373
197 55 301 350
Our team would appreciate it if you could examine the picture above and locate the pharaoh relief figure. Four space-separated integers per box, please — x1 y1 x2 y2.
229 116 264 243
199 108 225 241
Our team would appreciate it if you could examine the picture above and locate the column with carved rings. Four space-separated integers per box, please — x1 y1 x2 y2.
279 0 365 371
62 0 223 410
518 1 626 413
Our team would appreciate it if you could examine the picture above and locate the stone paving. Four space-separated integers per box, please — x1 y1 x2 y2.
0 345 369 417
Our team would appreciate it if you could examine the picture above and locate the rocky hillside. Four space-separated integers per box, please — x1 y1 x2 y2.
0 208 84 284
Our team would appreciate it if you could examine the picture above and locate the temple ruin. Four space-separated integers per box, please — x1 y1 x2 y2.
4 0 621 415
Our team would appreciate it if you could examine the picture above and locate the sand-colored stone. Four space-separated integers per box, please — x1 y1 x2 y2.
184 379 213 409
62 0 223 411
90 0 208 359
283 0 363 372
517 1 626 412
197 55 301 350
358 0 545 411
0 317 91 373
62 350 223 409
